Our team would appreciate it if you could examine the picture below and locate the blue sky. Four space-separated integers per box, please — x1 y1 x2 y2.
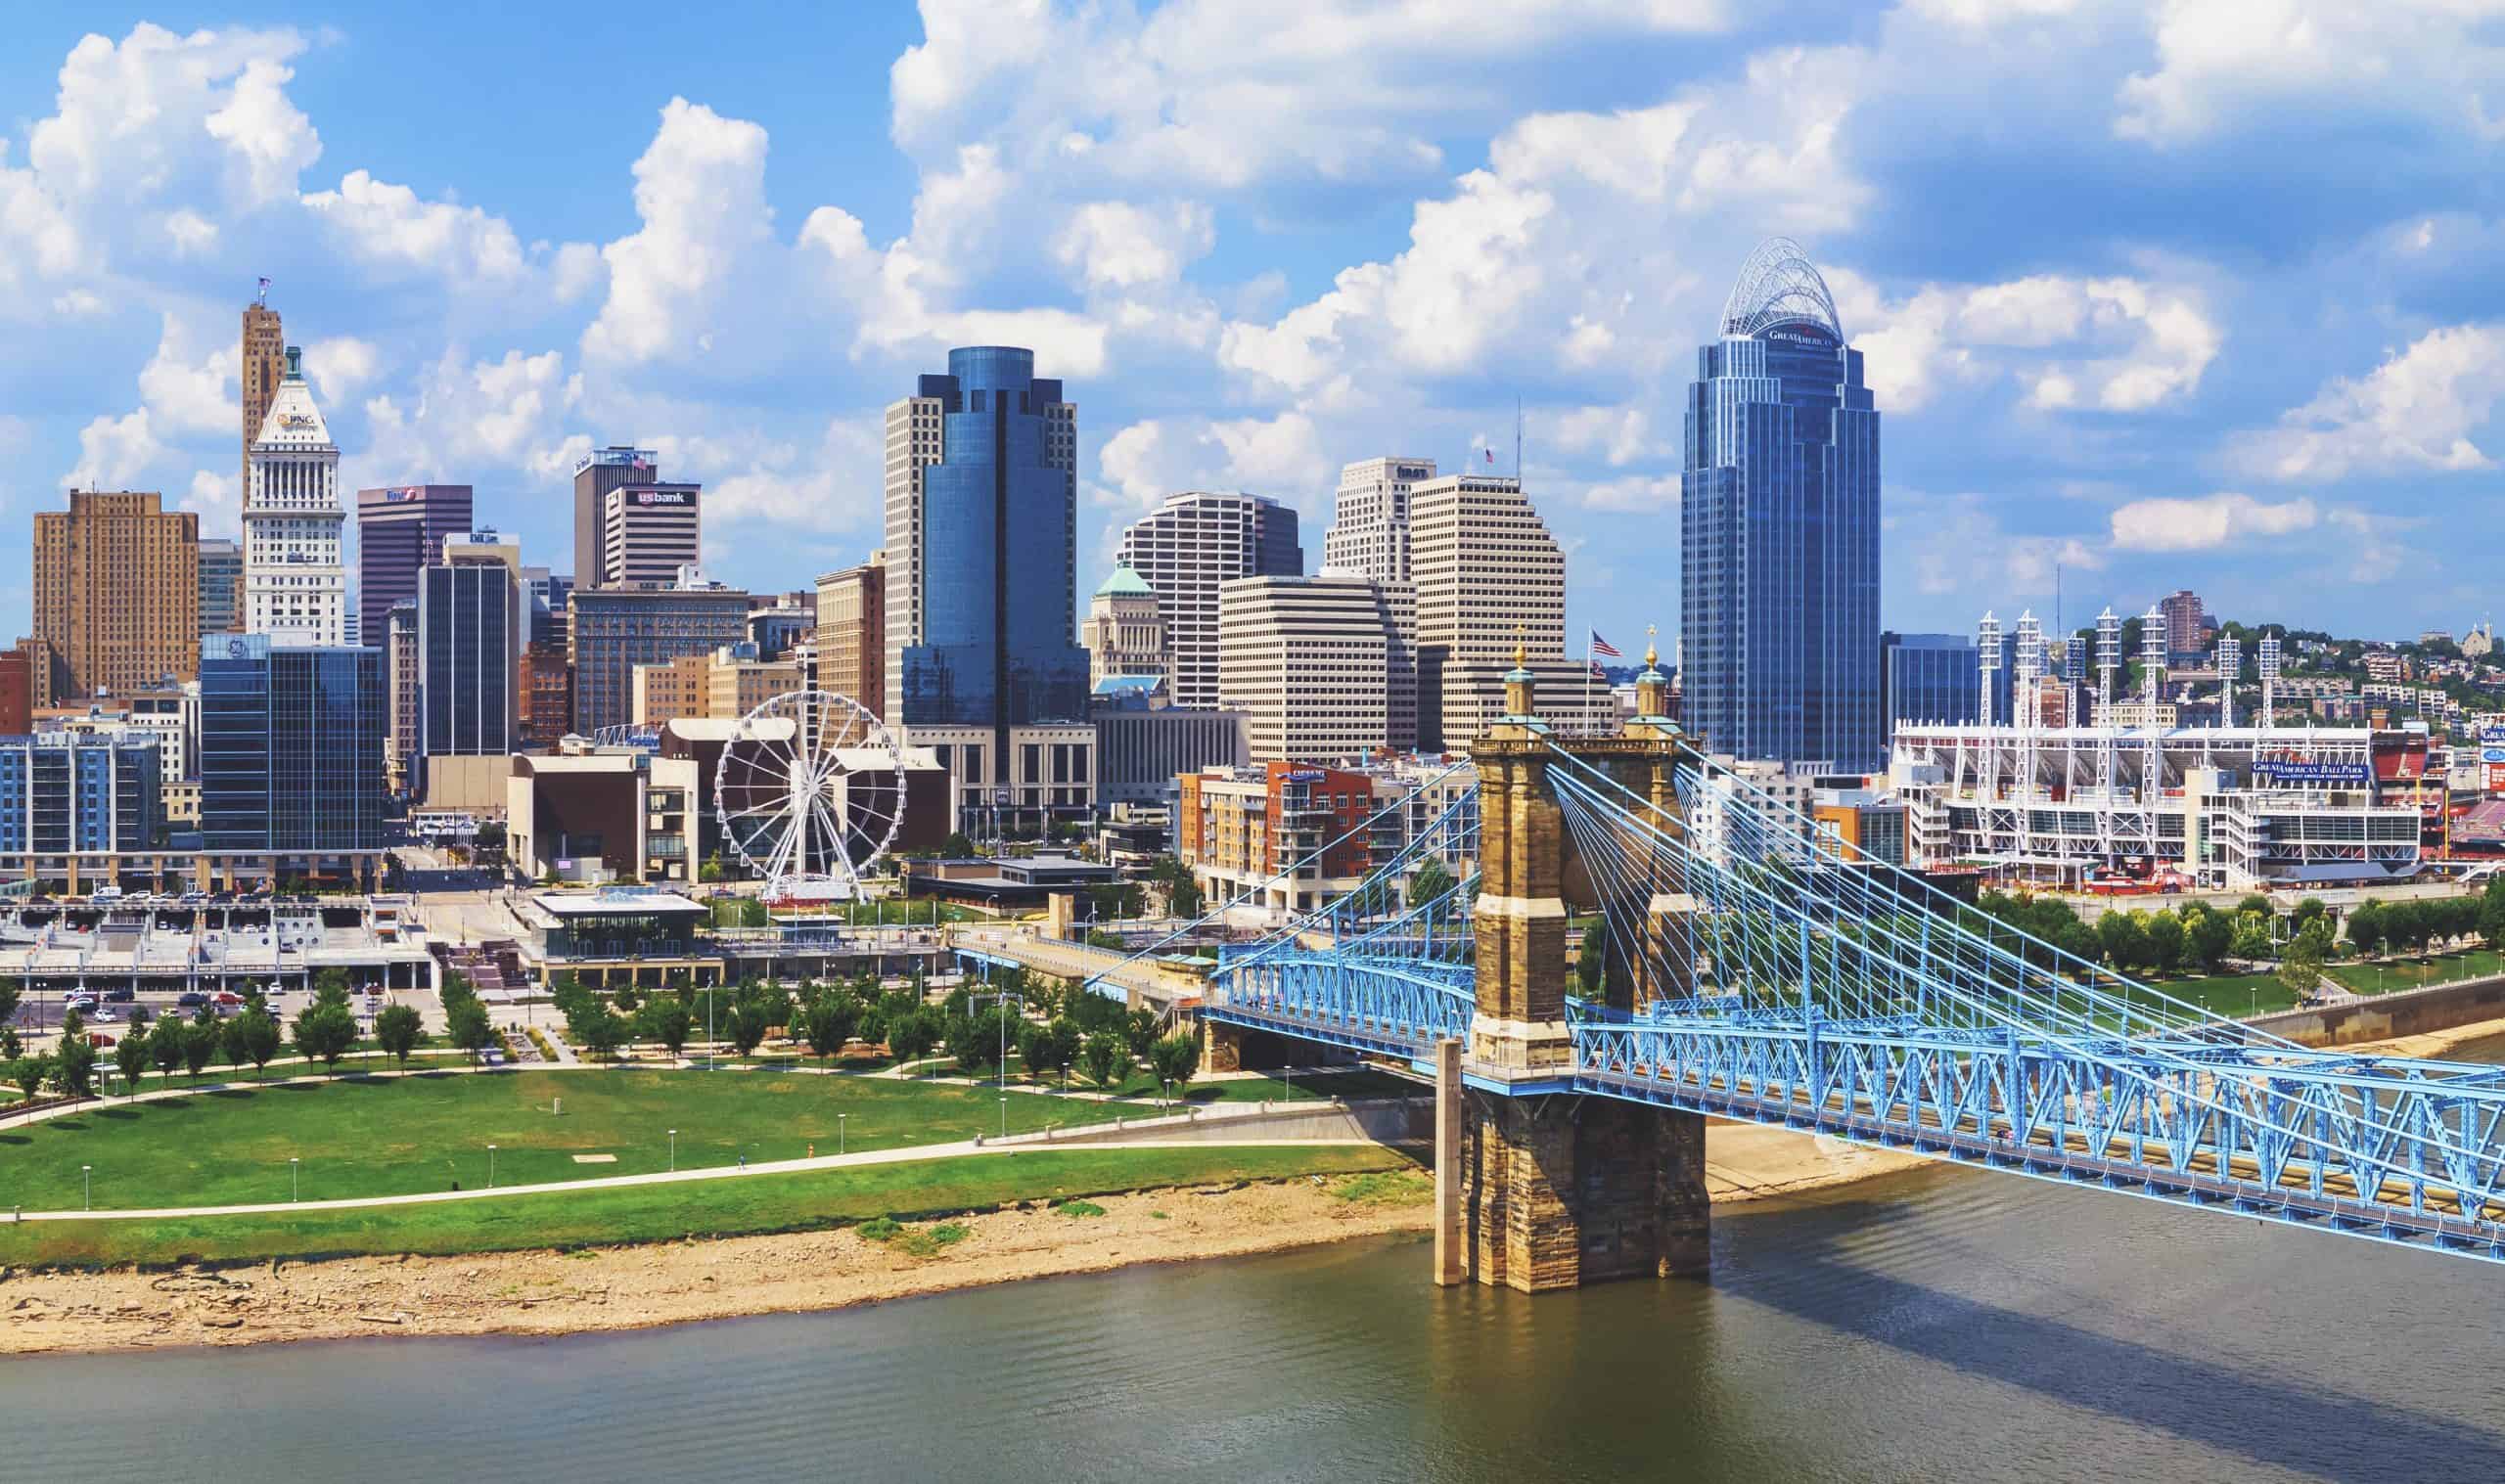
5 2 2505 651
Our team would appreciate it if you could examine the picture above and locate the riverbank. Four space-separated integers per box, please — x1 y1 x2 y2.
0 1116 1926 1354
2342 1011 2505 1060
1 1175 1432 1354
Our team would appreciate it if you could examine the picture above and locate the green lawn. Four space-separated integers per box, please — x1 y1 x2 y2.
2326 948 2505 995
2129 970 2306 1021
0 1145 1418 1269
0 1069 1158 1212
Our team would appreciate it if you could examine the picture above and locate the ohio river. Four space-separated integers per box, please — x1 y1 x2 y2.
11 1143 2505 1484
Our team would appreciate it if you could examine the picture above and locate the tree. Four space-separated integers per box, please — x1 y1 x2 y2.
2230 911 2276 962
182 1018 218 1079
640 996 695 1060
2184 905 2234 973
885 1008 940 1064
943 832 978 859
1022 1018 1079 1088
447 1003 496 1067
226 1008 282 1079
374 1004 427 1069
114 1035 148 1096
1123 1007 1160 1057
311 967 353 1008
2278 921 2331 1005
576 1005 629 1061
147 1012 186 1084
55 1027 98 1097
0 977 20 1033
2143 911 2186 977
2291 897 2329 934
2097 911 2149 973
2346 899 2387 957
1147 1031 1200 1107
1407 859 1456 910
2235 894 2273 922
293 1003 360 1072
800 992 860 1064
1576 922 1608 998
1079 1031 1129 1093
612 981 641 1014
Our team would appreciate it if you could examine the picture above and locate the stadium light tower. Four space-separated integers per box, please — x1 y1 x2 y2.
2258 635 2282 731
2095 607 2120 725
2140 605 2166 711
2014 610 2042 730
2217 633 2242 729
1978 610 2002 727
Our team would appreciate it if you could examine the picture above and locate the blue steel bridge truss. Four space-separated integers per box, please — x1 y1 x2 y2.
1202 741 2505 1267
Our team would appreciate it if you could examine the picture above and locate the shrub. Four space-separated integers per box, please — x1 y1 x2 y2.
1056 1199 1108 1218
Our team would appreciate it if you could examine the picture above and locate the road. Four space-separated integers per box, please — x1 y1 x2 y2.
950 927 1211 1007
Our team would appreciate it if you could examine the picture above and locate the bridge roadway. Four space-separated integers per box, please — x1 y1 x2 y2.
948 927 1209 1010
1206 957 2505 1263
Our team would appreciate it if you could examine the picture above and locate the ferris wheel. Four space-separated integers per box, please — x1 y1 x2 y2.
713 690 907 899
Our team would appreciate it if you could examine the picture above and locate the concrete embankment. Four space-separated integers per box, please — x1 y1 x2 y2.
2249 974 2505 1049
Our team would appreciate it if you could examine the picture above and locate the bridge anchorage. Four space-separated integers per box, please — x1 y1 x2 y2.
1203 644 2505 1292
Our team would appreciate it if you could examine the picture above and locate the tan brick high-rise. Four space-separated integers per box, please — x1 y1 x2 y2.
30 491 201 707
241 301 284 493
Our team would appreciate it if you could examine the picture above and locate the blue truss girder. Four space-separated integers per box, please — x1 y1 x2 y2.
1199 742 2505 1268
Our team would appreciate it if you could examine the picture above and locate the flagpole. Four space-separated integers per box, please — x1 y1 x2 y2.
1585 629 1596 735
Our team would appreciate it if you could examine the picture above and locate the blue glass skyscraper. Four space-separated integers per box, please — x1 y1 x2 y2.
1682 239 1882 773
899 346 1089 733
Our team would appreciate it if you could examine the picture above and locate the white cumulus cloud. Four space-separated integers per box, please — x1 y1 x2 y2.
2109 492 2320 552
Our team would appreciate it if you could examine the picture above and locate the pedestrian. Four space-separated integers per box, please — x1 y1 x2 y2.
738 1152 746 1169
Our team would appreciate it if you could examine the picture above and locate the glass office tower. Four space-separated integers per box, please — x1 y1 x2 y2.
199 636 387 853
899 346 1088 731
1682 239 1882 772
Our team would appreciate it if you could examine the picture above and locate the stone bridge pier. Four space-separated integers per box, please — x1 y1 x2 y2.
1435 647 1709 1292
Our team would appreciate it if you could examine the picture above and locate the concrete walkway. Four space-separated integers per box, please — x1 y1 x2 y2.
4 1097 1392 1224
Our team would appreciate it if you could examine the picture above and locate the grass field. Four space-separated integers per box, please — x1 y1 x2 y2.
0 1145 1418 1269
0 1069 1161 1212
2326 948 2505 995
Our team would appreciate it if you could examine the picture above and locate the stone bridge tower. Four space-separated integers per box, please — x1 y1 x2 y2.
1435 640 1710 1291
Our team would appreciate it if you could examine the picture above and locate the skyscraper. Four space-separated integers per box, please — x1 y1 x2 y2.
418 541 522 770
1217 573 1414 763
199 634 387 875
1112 490 1302 710
1682 239 1882 772
198 537 243 637
1323 457 1435 591
2159 589 2209 663
600 482 703 587
243 346 349 647
567 582 752 736
572 445 657 592
888 347 1092 828
241 299 284 494
1082 566 1166 687
814 556 885 715
30 490 201 707
356 484 475 646
1409 472 1571 748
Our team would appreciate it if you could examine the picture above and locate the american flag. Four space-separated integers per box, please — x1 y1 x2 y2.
1589 630 1622 658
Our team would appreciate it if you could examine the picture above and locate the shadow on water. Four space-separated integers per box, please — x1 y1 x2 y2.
1727 1195 2505 1481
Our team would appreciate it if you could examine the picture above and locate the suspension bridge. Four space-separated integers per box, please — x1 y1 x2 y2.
1165 652 2505 1291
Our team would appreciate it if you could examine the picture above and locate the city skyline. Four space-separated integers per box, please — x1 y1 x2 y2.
3 8 2504 655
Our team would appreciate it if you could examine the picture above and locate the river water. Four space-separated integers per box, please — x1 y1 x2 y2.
8 1154 2504 1483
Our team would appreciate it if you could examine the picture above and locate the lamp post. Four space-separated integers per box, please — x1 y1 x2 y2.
82 1164 91 1211
290 1155 299 1202
999 1096 1007 1141
487 1143 497 1190
838 1112 845 1156
667 1128 676 1173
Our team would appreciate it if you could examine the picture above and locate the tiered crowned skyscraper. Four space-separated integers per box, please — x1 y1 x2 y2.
1681 239 1882 773
243 346 349 647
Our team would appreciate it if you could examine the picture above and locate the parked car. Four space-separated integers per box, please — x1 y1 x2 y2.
175 991 209 1009
211 990 245 1008
88 1033 116 1048
90 1010 116 1024
103 987 136 1003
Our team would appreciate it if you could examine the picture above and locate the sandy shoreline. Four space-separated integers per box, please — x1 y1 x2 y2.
0 1122 1922 1355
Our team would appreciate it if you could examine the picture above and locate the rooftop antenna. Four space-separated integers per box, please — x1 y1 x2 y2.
1515 395 1524 482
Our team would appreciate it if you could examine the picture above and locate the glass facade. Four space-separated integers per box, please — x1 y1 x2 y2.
419 562 517 758
900 346 1088 733
199 638 387 853
1881 631 2012 734
567 587 752 736
0 737 159 854
1683 243 1882 772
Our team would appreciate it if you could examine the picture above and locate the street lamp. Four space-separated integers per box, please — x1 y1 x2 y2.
667 1128 677 1172
290 1156 299 1202
487 1143 497 1190
837 1112 846 1156
999 1095 1008 1141
82 1164 91 1211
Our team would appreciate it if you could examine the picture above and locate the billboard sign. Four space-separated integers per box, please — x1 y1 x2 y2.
628 489 694 508
2253 759 2372 787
